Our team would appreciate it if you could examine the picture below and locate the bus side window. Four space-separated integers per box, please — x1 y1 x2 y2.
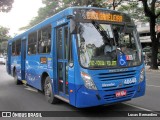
28 32 37 55
15 39 21 56
12 41 16 56
11 40 21 56
38 25 51 54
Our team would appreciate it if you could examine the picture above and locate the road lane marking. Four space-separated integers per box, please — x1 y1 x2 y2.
147 84 160 88
123 103 160 115
123 103 153 111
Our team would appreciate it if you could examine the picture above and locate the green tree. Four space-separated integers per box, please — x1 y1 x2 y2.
20 0 106 30
139 0 160 69
0 26 11 52
0 0 14 12
20 0 62 30
104 0 123 10
118 1 148 22
0 26 11 41
64 0 104 7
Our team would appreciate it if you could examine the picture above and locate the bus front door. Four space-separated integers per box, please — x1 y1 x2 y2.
56 25 69 98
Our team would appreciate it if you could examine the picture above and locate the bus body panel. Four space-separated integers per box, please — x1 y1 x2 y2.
26 54 53 90
67 35 79 106
76 80 145 108
26 56 42 89
11 56 21 78
75 64 145 108
6 7 146 108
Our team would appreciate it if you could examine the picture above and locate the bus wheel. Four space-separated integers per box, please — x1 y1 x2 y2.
14 71 22 85
44 76 59 104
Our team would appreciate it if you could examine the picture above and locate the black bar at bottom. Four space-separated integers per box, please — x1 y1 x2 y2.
0 111 160 117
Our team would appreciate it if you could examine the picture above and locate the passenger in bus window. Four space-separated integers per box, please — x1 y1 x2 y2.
28 48 31 55
33 45 37 54
104 40 116 55
42 41 47 53
120 44 126 52
12 52 15 56
47 34 51 53
14 51 17 56
39 41 44 53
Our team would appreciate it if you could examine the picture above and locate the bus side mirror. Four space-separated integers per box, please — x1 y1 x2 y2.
70 19 76 34
67 15 79 34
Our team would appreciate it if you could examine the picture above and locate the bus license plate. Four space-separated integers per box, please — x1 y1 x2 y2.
115 90 127 97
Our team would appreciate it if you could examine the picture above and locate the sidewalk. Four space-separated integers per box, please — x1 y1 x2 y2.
145 65 160 72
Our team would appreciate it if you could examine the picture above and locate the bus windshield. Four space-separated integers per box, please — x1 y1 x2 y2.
77 22 142 68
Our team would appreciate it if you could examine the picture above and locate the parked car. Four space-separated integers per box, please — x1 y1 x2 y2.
0 56 5 65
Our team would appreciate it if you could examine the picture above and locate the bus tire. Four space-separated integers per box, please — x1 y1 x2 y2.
44 76 59 104
13 70 22 85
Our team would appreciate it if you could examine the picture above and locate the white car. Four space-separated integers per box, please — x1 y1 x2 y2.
0 56 5 65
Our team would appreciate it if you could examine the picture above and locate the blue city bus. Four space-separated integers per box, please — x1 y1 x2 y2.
6 7 145 108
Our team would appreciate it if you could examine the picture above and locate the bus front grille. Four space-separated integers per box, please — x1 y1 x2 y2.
97 70 136 82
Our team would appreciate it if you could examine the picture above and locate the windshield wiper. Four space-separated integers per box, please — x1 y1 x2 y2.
92 21 112 45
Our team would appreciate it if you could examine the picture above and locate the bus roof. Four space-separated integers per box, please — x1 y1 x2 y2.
8 7 133 43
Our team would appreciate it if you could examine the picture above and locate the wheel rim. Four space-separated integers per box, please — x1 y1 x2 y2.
45 81 52 99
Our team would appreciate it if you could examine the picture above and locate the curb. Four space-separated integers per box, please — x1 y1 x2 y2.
145 66 160 72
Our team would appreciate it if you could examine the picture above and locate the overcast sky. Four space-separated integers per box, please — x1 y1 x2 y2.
0 0 43 37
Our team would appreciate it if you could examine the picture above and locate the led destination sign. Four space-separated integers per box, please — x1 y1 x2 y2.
74 9 131 23
85 11 123 22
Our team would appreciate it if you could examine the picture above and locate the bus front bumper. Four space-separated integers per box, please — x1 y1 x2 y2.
75 80 145 108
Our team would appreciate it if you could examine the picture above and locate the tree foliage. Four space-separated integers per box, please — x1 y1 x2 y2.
0 26 11 41
118 1 148 22
20 0 63 30
0 26 11 52
105 0 123 10
18 0 160 69
139 0 160 69
20 0 106 30
63 0 104 7
0 0 14 12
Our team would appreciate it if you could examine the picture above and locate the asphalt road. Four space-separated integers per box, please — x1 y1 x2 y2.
0 65 160 120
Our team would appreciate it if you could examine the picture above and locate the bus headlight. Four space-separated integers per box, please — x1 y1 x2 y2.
139 68 145 83
81 72 97 90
